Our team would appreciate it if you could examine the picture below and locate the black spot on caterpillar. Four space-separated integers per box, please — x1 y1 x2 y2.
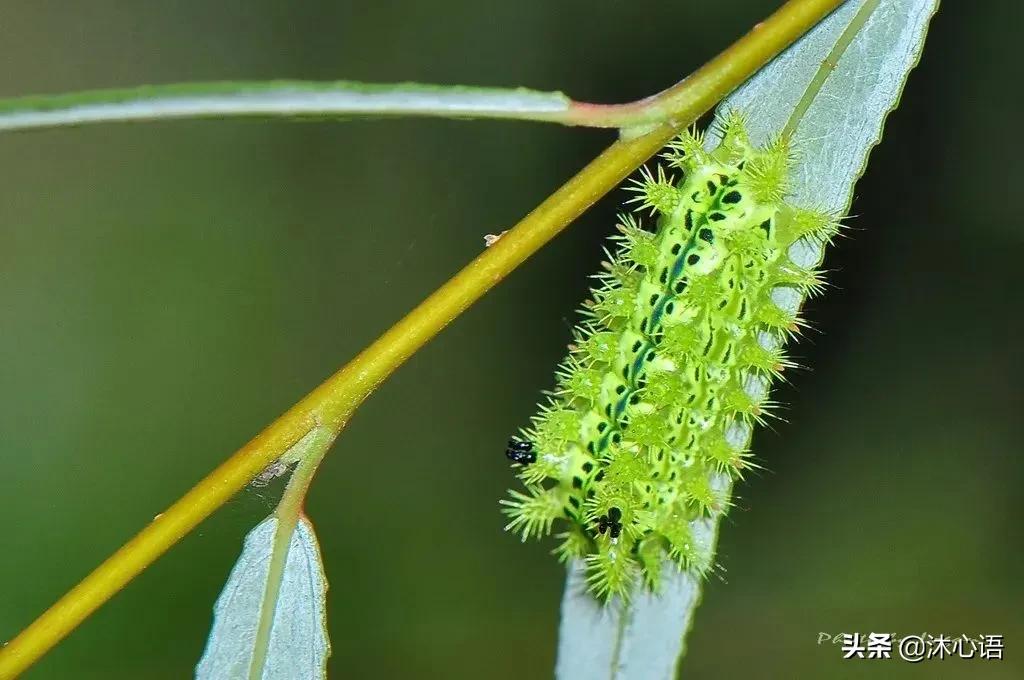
504 438 535 466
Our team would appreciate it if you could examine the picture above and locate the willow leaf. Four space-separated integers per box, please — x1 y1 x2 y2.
196 515 329 680
555 1 939 678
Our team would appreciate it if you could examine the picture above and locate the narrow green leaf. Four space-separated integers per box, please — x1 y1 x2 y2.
196 515 329 680
0 80 573 132
554 1 938 678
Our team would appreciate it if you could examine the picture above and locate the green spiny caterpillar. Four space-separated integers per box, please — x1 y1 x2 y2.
501 111 840 600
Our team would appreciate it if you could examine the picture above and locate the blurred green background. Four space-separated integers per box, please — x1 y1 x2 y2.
1 1 1019 678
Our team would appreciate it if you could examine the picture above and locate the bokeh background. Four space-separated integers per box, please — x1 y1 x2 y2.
1 1 1020 678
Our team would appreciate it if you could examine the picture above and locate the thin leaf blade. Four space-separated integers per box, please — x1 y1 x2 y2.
196 515 329 680
555 1 938 678
0 80 573 132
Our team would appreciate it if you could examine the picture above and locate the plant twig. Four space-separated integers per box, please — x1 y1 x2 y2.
0 1 844 676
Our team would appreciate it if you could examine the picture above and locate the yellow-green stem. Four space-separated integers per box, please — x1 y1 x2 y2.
0 1 843 676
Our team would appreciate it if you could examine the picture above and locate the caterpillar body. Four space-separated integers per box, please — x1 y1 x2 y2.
501 112 839 600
